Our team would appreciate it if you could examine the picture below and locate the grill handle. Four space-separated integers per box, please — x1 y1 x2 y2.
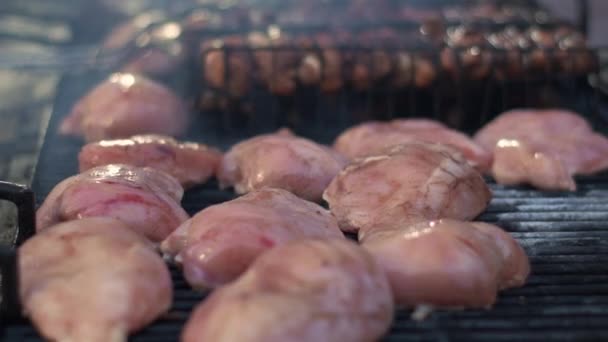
0 246 19 321
0 181 36 321
0 181 36 245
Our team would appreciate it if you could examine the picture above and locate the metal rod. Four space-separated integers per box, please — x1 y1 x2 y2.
0 182 35 319
578 0 589 37
0 246 20 320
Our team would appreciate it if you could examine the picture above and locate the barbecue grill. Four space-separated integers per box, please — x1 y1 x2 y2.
2 1 608 341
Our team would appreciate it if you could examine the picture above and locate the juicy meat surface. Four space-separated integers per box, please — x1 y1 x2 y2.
37 164 189 242
181 239 393 342
323 142 491 234
161 188 344 289
333 119 492 171
474 109 608 191
361 219 529 307
19 218 172 342
79 134 222 188
60 73 188 142
218 130 347 201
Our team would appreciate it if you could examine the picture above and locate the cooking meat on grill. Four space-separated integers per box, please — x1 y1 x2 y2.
249 30 299 96
181 239 393 342
218 129 347 201
79 134 222 188
37 164 189 242
294 32 344 91
474 109 608 191
392 52 437 88
161 188 344 289
442 25 492 80
553 26 597 74
19 217 172 342
361 219 529 308
527 27 556 72
486 27 531 79
323 142 491 234
350 29 396 90
333 119 492 171
60 73 188 142
201 37 253 98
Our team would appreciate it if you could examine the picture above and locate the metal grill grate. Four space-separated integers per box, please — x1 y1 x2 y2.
3 177 608 341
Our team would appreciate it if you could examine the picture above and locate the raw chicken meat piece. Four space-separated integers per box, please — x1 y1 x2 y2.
218 130 347 201
37 164 189 242
361 219 529 308
79 134 222 188
181 239 393 342
323 142 491 234
19 217 172 342
333 119 492 171
60 73 188 142
474 109 608 191
161 188 344 289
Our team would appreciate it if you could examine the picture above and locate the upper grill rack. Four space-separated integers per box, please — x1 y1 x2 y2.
195 44 606 139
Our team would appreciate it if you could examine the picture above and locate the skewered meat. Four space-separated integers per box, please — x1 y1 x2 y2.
249 29 299 96
527 27 556 72
323 142 491 234
19 217 172 342
442 25 492 80
361 219 529 308
79 134 222 188
474 109 608 191
316 33 344 92
181 239 393 342
37 164 189 242
392 52 437 88
161 188 344 289
486 27 531 79
333 119 492 171
554 27 597 74
202 37 253 98
218 130 347 201
60 73 188 142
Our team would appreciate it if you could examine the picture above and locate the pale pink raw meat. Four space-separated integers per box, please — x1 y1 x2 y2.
474 109 608 191
333 119 492 171
181 239 393 342
161 188 344 289
218 130 347 201
19 217 172 342
361 219 529 307
323 142 491 234
37 164 189 242
60 73 188 142
79 134 222 188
